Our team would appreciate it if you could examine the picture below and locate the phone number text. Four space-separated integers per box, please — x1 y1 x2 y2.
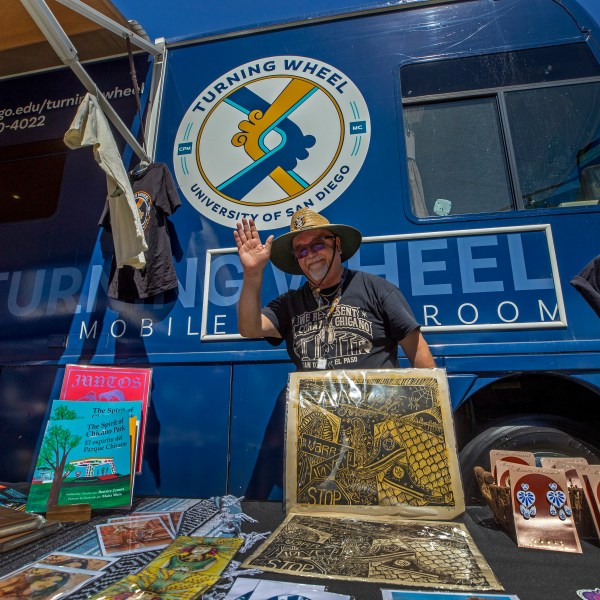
0 115 45 134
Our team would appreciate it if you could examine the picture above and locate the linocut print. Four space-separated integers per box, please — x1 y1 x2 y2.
242 512 502 591
285 369 464 518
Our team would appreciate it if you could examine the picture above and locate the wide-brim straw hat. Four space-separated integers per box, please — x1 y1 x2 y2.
270 208 362 275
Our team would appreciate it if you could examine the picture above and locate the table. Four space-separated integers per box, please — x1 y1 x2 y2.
1 500 598 600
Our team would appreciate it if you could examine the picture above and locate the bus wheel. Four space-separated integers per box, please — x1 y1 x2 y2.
459 419 600 505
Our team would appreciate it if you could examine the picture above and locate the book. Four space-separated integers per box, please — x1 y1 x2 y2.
60 364 152 474
0 505 43 537
51 399 142 479
0 485 28 511
0 520 61 553
26 401 138 513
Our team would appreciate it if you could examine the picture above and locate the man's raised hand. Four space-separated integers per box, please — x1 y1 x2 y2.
233 218 274 274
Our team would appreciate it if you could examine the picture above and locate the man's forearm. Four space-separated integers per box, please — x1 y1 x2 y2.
412 343 437 368
400 330 437 368
237 273 266 338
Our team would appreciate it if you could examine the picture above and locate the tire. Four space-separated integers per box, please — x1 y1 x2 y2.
459 419 600 504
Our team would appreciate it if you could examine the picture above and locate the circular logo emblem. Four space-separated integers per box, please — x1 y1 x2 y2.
135 190 153 230
173 56 370 230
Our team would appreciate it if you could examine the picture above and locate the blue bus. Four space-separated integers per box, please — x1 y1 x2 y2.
1 0 599 502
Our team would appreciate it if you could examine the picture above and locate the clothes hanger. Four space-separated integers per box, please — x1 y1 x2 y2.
129 159 151 177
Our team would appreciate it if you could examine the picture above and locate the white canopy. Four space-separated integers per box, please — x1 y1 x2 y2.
3 0 163 161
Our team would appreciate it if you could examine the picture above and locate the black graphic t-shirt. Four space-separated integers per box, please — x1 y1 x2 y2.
262 269 420 371
101 163 181 300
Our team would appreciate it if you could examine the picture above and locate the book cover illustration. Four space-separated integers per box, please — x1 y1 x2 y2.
285 369 464 519
27 401 137 513
89 536 243 599
243 513 502 591
60 364 152 474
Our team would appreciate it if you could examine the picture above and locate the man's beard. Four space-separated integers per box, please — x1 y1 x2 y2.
305 256 330 283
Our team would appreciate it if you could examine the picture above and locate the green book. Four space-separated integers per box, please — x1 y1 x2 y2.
26 400 141 513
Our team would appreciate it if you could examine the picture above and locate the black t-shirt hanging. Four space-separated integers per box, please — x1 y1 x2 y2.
101 162 182 300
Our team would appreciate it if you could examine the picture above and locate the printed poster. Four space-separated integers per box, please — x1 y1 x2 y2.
223 576 326 600
243 512 502 591
96 517 174 556
35 552 117 571
285 368 465 519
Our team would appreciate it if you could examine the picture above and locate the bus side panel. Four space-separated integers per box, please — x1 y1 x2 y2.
123 364 232 498
229 362 291 499
0 366 61 483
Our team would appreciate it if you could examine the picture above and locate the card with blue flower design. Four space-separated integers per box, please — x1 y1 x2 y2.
508 464 581 553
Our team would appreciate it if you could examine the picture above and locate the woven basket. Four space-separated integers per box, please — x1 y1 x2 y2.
473 466 594 538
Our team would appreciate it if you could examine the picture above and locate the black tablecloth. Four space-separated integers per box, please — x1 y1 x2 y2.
1 500 598 600
239 503 600 600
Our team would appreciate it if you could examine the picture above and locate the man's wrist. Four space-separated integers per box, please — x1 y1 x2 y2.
243 269 266 283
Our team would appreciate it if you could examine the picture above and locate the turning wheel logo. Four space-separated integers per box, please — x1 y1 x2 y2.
173 56 370 229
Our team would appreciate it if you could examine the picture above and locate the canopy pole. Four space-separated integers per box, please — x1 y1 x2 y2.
20 0 153 163
53 0 162 56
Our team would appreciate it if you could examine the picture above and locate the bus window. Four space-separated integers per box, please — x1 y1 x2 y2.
401 43 600 217
0 139 66 224
405 98 512 217
506 81 600 209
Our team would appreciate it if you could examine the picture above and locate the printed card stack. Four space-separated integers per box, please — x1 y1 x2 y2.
95 509 184 556
0 551 116 598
